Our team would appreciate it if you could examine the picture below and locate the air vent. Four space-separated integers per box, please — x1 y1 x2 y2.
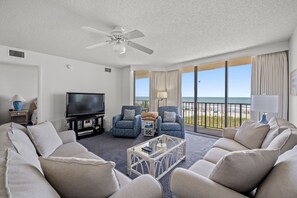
9 49 25 58
105 68 111 73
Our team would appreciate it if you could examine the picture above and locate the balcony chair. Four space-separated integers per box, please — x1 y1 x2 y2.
157 106 185 138
112 105 142 138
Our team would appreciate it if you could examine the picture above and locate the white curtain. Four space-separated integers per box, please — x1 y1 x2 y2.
166 70 182 111
149 70 182 112
251 51 288 121
149 71 166 112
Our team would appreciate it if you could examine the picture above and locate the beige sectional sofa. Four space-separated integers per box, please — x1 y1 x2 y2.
0 122 163 198
170 117 297 198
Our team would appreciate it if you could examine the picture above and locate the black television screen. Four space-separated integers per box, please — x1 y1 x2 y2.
66 92 105 117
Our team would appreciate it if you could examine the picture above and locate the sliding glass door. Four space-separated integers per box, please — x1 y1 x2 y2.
181 57 252 136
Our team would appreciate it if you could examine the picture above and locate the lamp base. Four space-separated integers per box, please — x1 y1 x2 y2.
13 101 23 111
259 113 268 124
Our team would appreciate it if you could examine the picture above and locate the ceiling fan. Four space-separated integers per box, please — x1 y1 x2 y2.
82 26 153 55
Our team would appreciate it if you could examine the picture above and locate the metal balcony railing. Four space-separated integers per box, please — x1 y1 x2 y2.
135 100 251 129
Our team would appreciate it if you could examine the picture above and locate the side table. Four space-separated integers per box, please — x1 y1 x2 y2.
142 120 156 136
9 110 29 126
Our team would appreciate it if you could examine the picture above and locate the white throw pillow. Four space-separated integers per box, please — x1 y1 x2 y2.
234 120 270 149
8 128 43 174
39 156 120 198
27 121 63 156
261 117 296 148
5 149 60 198
267 128 297 154
209 149 279 193
123 109 135 120
163 111 176 122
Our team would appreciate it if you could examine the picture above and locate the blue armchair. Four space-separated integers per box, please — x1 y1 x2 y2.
112 105 142 138
157 106 185 139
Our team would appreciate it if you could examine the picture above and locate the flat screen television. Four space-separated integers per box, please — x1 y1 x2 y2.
66 92 105 118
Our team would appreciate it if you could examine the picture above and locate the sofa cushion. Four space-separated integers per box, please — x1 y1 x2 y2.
163 111 176 122
161 122 181 131
256 145 297 198
189 159 216 178
209 149 279 193
203 147 230 164
115 120 134 129
6 149 60 198
267 128 297 155
8 128 43 174
213 138 248 151
27 121 63 156
261 117 296 148
123 109 135 120
40 156 120 198
50 142 88 157
234 120 270 149
71 152 131 188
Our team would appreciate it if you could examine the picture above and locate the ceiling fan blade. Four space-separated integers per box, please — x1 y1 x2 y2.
123 30 145 40
127 41 153 55
86 41 109 49
81 26 111 36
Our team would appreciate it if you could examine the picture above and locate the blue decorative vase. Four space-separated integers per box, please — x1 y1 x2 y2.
259 113 268 124
13 101 23 111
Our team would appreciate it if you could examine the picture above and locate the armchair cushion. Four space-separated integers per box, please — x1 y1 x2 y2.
123 109 135 120
115 121 134 129
161 122 181 131
209 149 279 193
58 130 76 144
163 111 176 122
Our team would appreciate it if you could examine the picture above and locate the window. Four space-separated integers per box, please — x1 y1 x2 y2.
134 71 150 110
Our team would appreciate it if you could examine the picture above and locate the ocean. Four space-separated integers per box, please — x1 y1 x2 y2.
135 97 250 104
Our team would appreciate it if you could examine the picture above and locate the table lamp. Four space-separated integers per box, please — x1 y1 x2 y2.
157 91 167 108
11 94 26 111
251 95 279 124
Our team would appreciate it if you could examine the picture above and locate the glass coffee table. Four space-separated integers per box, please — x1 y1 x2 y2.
127 134 186 180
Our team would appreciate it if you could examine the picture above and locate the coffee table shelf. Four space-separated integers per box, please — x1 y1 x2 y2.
127 135 186 180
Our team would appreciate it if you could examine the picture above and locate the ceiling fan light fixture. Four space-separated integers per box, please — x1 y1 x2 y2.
113 40 126 54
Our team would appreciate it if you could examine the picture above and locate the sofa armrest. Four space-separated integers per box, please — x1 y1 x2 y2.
170 168 248 198
113 114 122 128
133 115 141 130
58 130 76 144
176 115 184 132
110 175 163 198
157 116 162 133
222 128 238 139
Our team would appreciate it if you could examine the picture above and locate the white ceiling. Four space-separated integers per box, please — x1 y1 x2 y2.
1 0 297 68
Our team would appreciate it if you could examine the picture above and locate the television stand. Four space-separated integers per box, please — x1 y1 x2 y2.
67 114 104 139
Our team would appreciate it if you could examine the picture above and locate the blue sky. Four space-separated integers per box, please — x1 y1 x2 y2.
135 64 251 98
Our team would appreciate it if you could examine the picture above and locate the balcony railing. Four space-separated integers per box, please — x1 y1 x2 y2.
135 100 251 129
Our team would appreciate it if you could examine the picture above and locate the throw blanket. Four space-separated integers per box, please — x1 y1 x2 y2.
141 112 158 121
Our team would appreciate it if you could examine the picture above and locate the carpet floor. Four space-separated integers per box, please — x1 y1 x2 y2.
79 132 218 198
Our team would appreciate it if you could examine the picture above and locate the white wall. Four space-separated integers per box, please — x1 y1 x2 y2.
0 63 38 124
121 66 134 106
0 45 122 131
289 26 297 125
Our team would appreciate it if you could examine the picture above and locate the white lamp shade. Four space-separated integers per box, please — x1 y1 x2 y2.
157 91 168 99
11 94 25 102
251 95 278 113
